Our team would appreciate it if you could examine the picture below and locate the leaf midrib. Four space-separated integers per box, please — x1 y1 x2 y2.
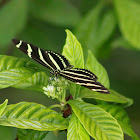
73 104 121 140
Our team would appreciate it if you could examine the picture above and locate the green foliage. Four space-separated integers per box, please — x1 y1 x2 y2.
68 100 123 140
0 102 68 131
0 126 17 140
17 129 48 140
0 99 8 117
67 113 90 140
13 72 49 92
79 89 133 106
114 0 140 49
0 55 38 89
62 30 84 99
0 28 139 139
75 1 116 57
0 0 140 138
86 50 110 88
98 104 140 140
62 30 84 68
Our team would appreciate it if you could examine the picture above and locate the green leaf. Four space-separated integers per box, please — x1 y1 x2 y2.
68 100 123 140
0 0 28 46
114 0 140 49
17 129 48 140
0 55 38 89
0 99 8 117
43 131 67 140
75 2 116 57
98 104 140 140
0 55 37 71
13 72 49 92
79 89 133 106
0 68 38 89
85 50 110 88
62 30 84 99
0 126 17 140
30 0 80 27
67 113 90 140
0 102 68 131
62 29 84 68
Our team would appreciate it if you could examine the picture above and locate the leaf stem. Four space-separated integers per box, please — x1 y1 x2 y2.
61 89 66 103
48 104 61 109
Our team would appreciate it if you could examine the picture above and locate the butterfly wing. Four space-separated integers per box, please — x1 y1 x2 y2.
12 39 73 72
46 50 73 70
59 68 109 94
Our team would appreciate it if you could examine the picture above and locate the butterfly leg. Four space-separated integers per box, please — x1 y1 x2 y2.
49 75 57 81
49 70 58 84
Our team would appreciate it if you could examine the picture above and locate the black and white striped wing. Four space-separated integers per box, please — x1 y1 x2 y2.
46 50 73 70
12 39 73 73
59 69 109 94
60 68 98 80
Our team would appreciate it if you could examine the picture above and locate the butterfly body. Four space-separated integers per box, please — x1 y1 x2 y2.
12 39 110 94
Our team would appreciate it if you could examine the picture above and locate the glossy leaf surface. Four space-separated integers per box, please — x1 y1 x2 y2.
86 50 110 88
0 102 68 131
67 113 90 140
62 30 84 68
17 129 48 140
13 72 49 92
0 99 8 117
0 55 38 89
98 104 140 140
79 89 133 106
68 100 123 140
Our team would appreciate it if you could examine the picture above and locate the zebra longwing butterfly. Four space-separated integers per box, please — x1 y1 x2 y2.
12 39 110 94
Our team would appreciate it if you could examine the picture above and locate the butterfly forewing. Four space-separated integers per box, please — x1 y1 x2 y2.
60 69 109 94
12 39 73 73
46 50 73 71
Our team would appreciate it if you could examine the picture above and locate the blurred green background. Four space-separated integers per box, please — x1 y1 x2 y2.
0 0 140 139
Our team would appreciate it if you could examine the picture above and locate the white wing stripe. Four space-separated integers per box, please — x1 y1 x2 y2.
38 48 53 70
92 88 108 92
16 40 22 48
62 70 95 78
27 44 32 58
76 82 101 87
48 53 61 70
60 72 97 83
54 52 67 68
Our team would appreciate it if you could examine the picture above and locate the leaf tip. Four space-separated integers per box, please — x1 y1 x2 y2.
5 99 8 104
65 29 74 38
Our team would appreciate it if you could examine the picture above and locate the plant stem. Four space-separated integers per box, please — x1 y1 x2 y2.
48 104 61 109
61 89 66 103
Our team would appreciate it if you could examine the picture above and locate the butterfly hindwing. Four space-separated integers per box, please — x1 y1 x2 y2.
59 69 109 94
